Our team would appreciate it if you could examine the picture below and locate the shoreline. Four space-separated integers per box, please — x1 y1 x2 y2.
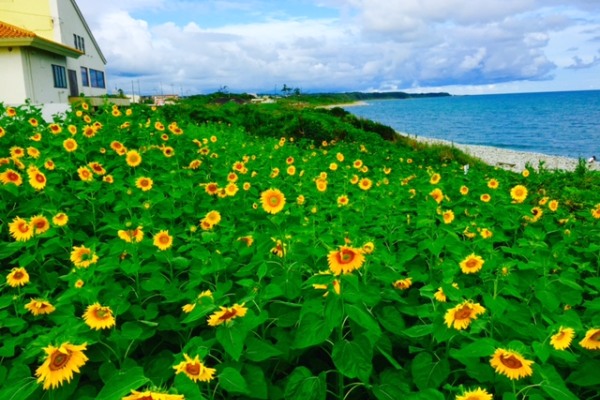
403 133 598 172
316 101 368 109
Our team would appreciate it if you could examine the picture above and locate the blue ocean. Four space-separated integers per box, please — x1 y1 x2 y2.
346 90 600 160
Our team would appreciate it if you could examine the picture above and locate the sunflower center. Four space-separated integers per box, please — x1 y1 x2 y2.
454 305 473 320
49 351 72 371
590 331 600 341
338 249 356 264
500 354 523 369
269 195 280 206
159 235 170 244
18 222 30 233
8 172 19 181
94 307 111 319
185 362 201 376
35 173 45 183
465 259 479 269
218 309 237 321
13 271 23 279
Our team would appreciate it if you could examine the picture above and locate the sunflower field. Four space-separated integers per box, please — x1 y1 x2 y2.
1 99 600 400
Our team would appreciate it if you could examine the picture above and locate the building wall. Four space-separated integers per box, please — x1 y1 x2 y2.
23 48 70 104
0 47 27 104
54 0 107 97
0 0 54 41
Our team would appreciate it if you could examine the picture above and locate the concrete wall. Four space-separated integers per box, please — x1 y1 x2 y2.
0 47 27 104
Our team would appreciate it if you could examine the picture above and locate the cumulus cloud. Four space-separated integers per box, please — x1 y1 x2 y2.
77 0 600 94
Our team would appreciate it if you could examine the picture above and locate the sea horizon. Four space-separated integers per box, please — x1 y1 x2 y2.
345 89 600 160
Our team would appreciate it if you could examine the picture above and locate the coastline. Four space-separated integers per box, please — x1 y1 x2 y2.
404 133 598 172
316 101 368 109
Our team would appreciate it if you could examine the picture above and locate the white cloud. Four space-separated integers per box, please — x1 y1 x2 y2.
77 0 600 94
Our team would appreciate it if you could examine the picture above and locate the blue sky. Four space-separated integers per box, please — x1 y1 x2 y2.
77 0 600 96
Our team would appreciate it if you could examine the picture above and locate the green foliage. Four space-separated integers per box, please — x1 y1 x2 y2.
1 99 600 400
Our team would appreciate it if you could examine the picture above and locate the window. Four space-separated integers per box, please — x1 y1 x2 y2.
73 34 85 53
81 67 89 87
89 69 105 88
52 65 67 88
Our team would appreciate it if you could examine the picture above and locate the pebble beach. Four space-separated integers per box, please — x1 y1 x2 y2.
406 134 599 173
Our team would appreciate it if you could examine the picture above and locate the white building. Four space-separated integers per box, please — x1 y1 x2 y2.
0 0 107 107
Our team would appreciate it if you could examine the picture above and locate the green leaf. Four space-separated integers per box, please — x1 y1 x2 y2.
449 338 496 360
292 313 332 349
244 365 269 399
245 336 282 362
411 352 450 391
402 324 433 338
376 305 406 335
120 322 143 340
284 367 326 400
539 365 579 400
331 336 373 382
219 367 250 396
96 366 149 400
568 360 600 387
216 322 248 361
531 341 550 363
346 303 381 338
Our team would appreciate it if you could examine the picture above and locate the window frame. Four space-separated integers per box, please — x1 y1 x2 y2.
51 64 67 88
89 69 106 89
81 67 89 87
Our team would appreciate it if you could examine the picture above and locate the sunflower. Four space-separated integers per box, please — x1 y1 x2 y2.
271 238 286 257
135 177 153 191
487 179 499 189
459 253 484 274
358 178 372 191
434 287 447 302
205 210 221 226
88 162 106 175
10 146 25 158
510 185 528 203
29 117 38 127
393 277 412 290
591 206 600 219
173 354 216 382
28 167 47 190
103 175 114 184
315 178 328 192
153 230 173 251
261 188 286 214
204 182 219 195
6 107 16 117
579 328 600 350
548 200 559 212
522 169 530 177
480 193 491 203
27 147 41 159
337 195 349 207
490 348 534 380
225 182 238 196
44 160 55 170
82 125 96 138
126 150 142 167
442 210 455 224
297 194 305 205
75 279 84 289
63 138 78 152
353 159 363 169
77 166 93 182
35 342 88 390
480 228 493 239
455 387 493 400
550 326 575 350
83 303 116 330
70 245 99 268
31 215 50 234
362 242 375 254
430 188 444 204
9 216 35 241
287 165 296 175
430 173 441 184
118 227 144 243
207 303 248 326
188 159 202 169
25 298 56 316
444 300 486 330
30 132 42 141
0 169 23 186
328 245 365 276
6 267 30 287
52 212 69 226
243 182 251 190
237 235 254 247
162 146 175 157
